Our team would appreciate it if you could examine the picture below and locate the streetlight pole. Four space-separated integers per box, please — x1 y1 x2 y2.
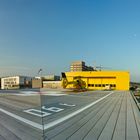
38 69 45 140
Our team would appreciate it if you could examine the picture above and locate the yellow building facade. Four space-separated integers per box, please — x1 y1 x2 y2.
64 71 130 90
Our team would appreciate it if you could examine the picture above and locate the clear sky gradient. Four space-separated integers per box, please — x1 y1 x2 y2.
0 0 140 82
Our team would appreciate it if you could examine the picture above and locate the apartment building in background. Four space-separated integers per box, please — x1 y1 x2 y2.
70 61 94 72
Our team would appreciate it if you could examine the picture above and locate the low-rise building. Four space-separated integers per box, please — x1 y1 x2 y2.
1 76 32 89
32 75 60 89
42 75 60 81
32 78 42 88
43 81 61 89
62 71 130 90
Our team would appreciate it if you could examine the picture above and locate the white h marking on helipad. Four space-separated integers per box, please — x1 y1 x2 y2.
0 91 113 130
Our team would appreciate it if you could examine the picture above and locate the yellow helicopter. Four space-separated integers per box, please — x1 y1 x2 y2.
61 72 86 91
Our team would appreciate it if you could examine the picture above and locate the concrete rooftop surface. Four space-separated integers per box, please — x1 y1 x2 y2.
0 90 140 140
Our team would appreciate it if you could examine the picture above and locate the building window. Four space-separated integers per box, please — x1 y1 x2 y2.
88 84 94 87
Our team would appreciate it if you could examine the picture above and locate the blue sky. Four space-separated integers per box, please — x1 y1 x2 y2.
0 0 140 82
